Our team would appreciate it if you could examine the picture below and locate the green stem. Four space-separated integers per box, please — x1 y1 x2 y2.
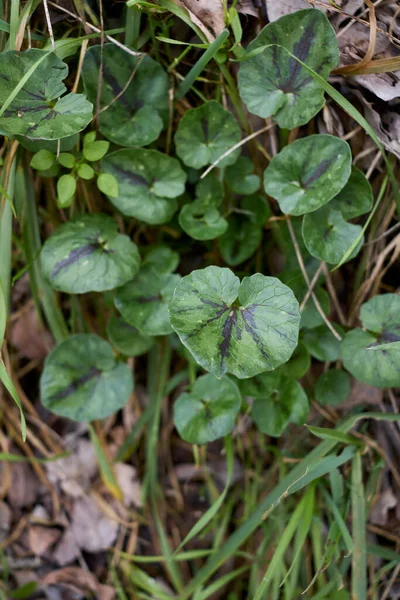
0 157 16 313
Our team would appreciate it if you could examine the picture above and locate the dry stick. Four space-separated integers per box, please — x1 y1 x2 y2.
333 0 377 75
48 1 143 57
200 123 275 179
286 218 342 341
42 0 55 51
322 264 347 326
72 38 89 93
365 221 400 245
299 262 324 312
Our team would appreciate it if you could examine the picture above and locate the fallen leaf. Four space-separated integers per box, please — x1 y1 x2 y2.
28 505 62 556
11 303 53 361
53 527 80 566
114 463 142 507
42 567 115 600
71 494 119 552
8 462 39 508
266 0 328 21
355 92 400 159
370 487 397 526
46 439 98 497
236 0 258 17
179 0 225 37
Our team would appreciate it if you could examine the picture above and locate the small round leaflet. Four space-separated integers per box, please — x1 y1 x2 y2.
174 374 241 444
40 334 133 421
107 316 153 357
169 266 300 379
101 149 186 225
264 134 351 215
341 294 400 388
41 214 140 294
174 100 241 169
238 9 339 129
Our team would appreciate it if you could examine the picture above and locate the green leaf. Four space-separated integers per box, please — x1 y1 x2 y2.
107 315 154 356
97 173 119 198
101 149 186 225
225 156 260 195
307 425 360 446
84 131 97 146
142 246 180 274
219 195 270 266
303 324 343 361
82 44 168 147
115 268 180 336
30 149 55 171
40 334 133 421
16 133 79 153
174 374 241 444
174 100 241 169
57 152 75 169
280 341 310 379
264 134 352 216
41 214 140 294
179 201 228 241
83 140 110 162
0 50 93 139
237 9 339 128
341 294 400 388
315 370 351 406
169 266 300 379
247 373 309 437
0 359 26 441
329 167 373 220
57 174 76 208
302 205 363 264
77 163 95 180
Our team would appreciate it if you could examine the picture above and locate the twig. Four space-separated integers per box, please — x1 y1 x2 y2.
43 0 55 50
299 262 324 312
200 123 275 179
286 218 342 341
364 220 400 245
322 264 347 326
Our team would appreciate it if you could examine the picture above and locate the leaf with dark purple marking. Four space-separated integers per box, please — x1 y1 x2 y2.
264 135 351 216
0 50 92 139
174 101 241 169
115 267 181 336
41 214 140 294
40 334 133 421
174 374 241 444
169 266 300 379
82 44 168 148
101 149 186 225
238 9 339 129
341 294 400 388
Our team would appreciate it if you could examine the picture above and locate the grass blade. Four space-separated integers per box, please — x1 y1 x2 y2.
352 452 367 599
0 359 26 441
89 423 123 501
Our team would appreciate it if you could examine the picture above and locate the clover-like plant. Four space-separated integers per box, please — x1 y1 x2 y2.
40 334 133 421
41 214 140 294
0 50 93 139
341 294 400 388
169 266 300 379
82 44 169 148
101 148 186 224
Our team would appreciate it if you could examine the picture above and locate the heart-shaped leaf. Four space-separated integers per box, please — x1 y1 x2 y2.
40 334 133 421
238 9 339 129
115 268 181 336
242 371 309 437
41 214 140 294
341 294 400 388
281 271 330 330
302 206 362 265
0 50 93 139
225 156 260 195
82 45 169 148
179 202 228 240
219 195 270 266
174 100 241 169
329 167 373 220
169 266 300 379
315 370 351 406
101 149 186 224
173 374 241 444
303 323 343 361
107 316 153 356
142 246 180 274
264 135 352 215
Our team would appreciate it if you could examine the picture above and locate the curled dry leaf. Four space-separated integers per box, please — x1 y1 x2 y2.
71 494 119 553
355 91 400 159
266 0 326 21
53 528 80 566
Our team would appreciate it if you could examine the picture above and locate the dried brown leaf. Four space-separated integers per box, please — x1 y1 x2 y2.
71 494 119 552
11 304 53 361
114 463 142 507
8 462 39 508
